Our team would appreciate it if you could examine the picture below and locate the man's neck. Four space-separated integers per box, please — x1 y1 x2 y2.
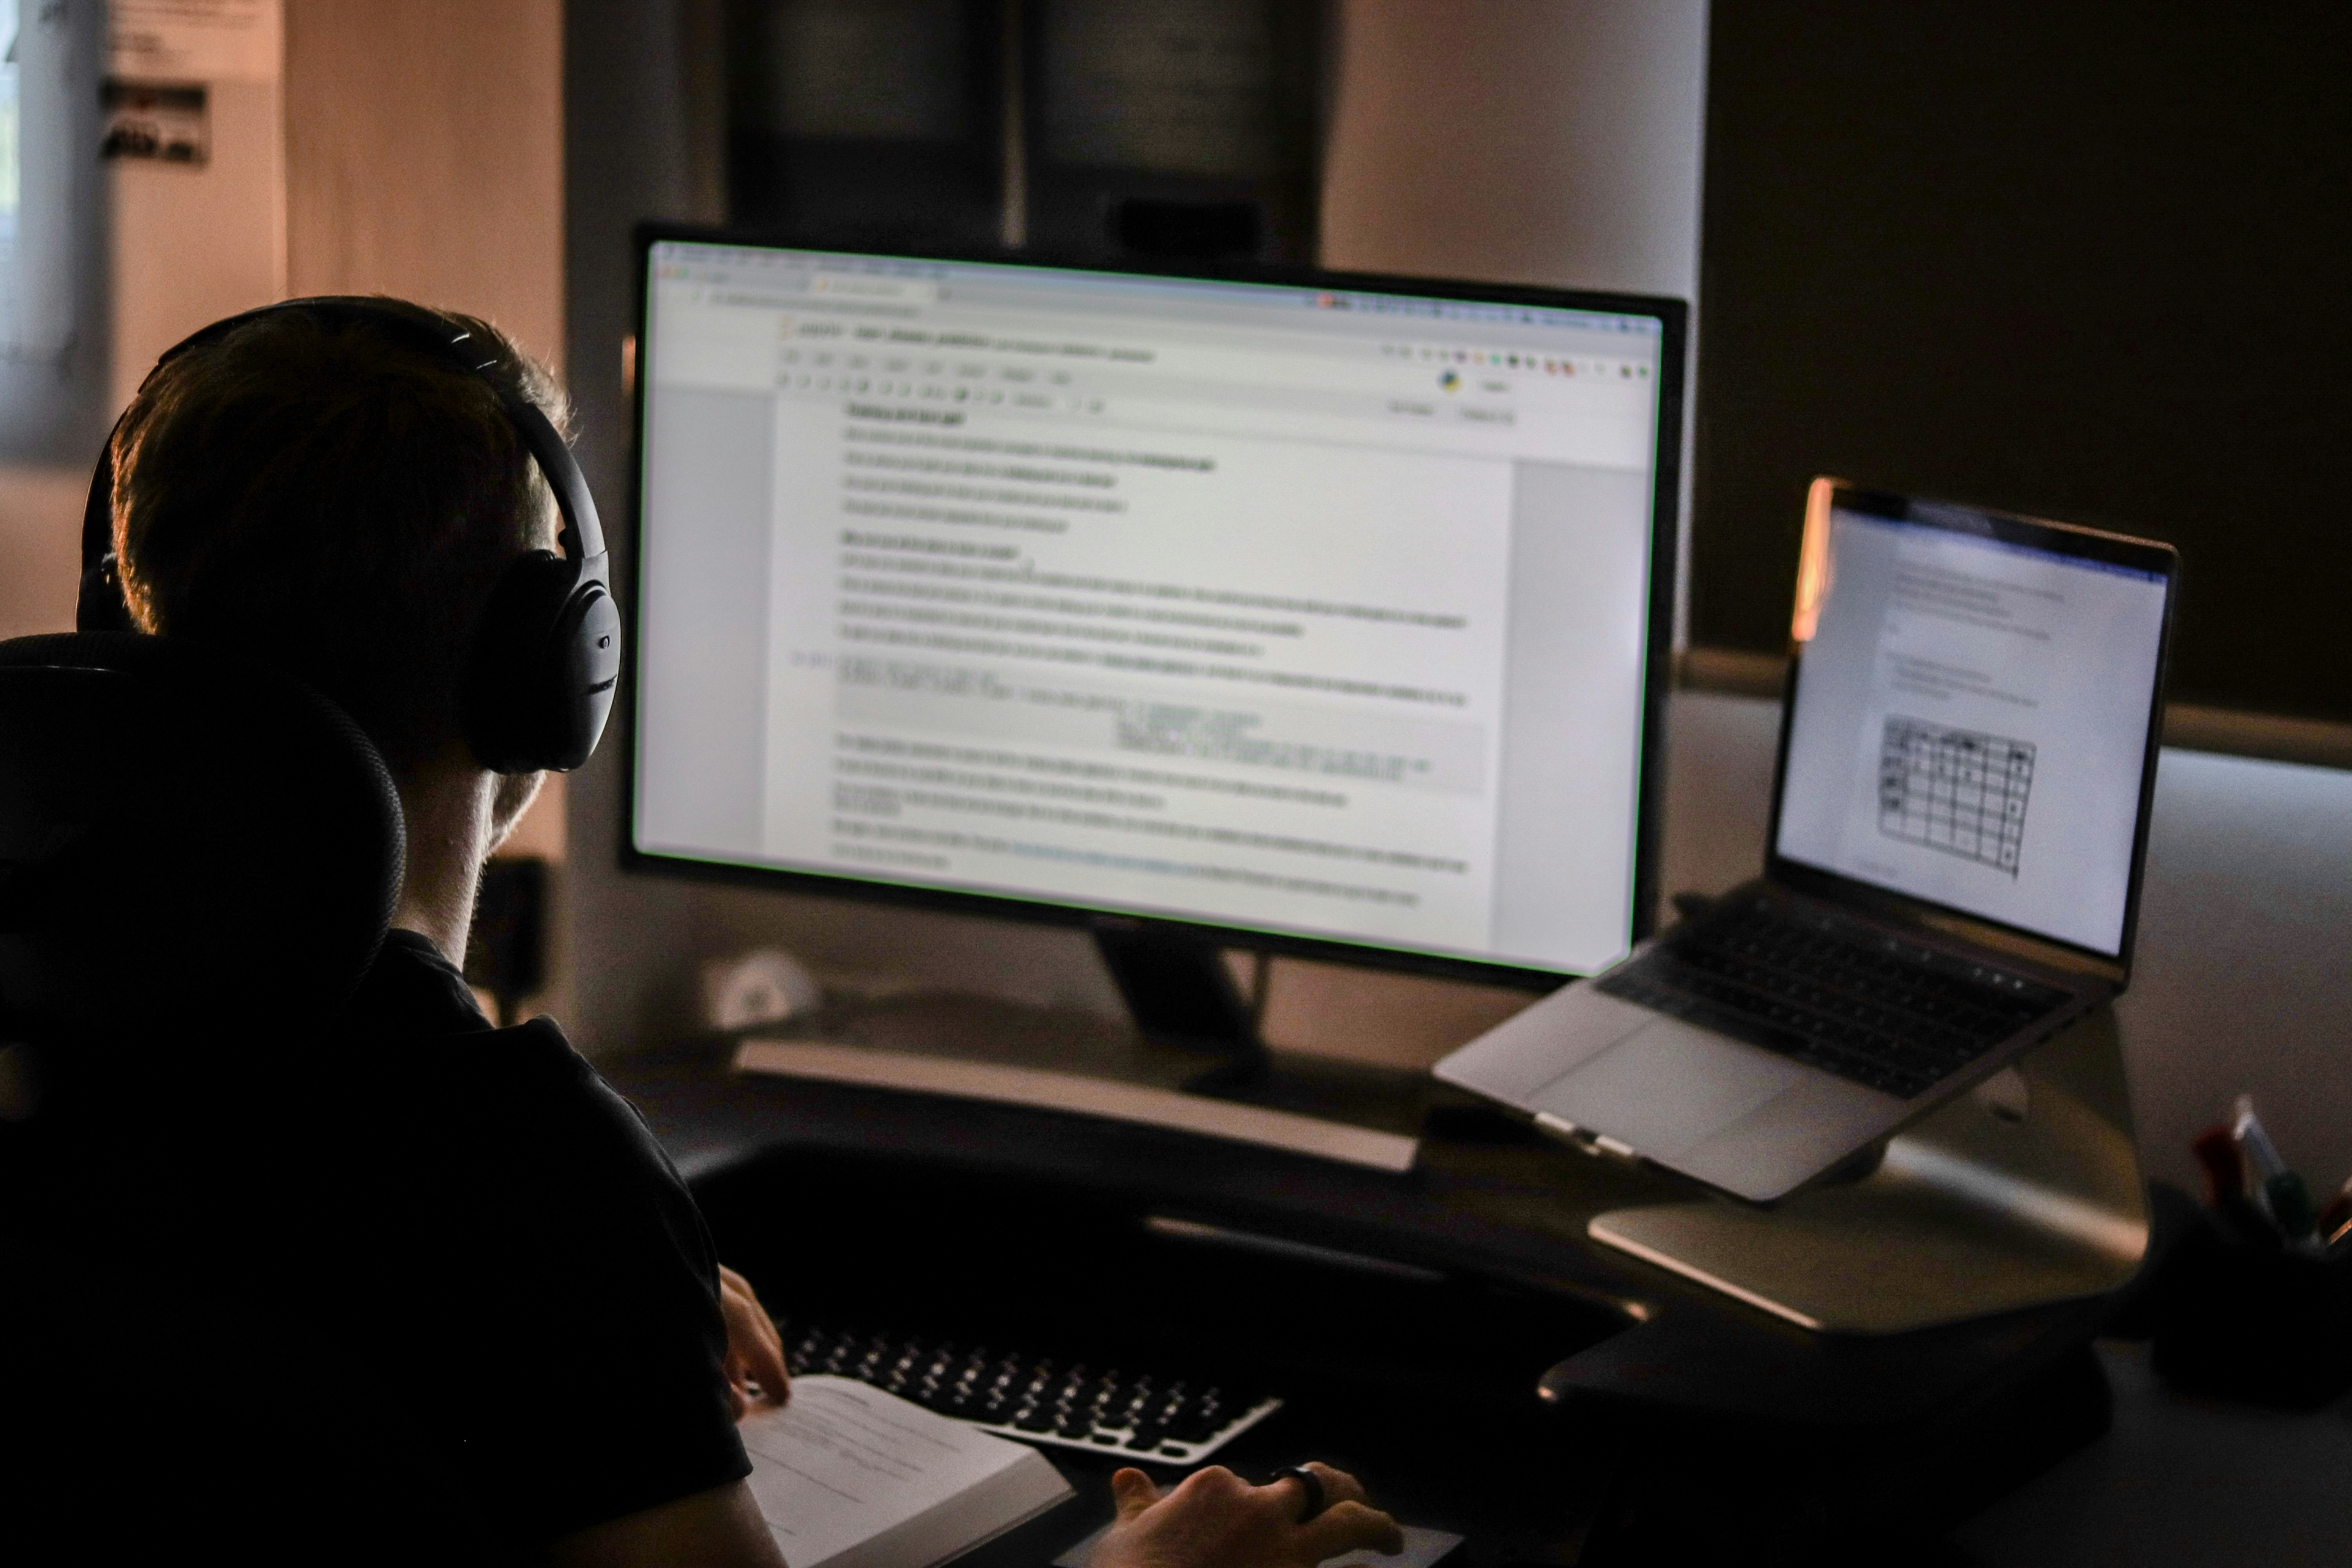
391 766 498 965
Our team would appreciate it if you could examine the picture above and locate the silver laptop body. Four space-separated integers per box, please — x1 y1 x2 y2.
1437 481 2180 1203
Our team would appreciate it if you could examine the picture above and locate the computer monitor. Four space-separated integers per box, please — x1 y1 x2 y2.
626 227 1685 1049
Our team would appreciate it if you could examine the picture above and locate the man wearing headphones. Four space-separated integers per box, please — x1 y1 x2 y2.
86 300 1400 1567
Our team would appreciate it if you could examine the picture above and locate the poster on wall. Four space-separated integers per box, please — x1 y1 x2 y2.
100 2 278 167
107 0 280 84
101 80 207 164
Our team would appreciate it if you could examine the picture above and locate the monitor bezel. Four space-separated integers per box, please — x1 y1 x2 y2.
618 221 1688 992
1763 481 2180 980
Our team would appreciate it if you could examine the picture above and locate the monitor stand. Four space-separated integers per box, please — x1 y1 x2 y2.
1584 1002 2151 1334
731 924 1423 1174
1088 920 1267 1091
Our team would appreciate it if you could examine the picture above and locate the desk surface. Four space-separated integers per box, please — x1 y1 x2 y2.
603 1036 2352 1565
1951 1341 2352 1566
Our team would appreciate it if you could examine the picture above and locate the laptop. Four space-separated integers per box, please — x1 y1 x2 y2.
1436 480 2179 1203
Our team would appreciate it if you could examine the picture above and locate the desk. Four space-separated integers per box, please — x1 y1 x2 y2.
598 1031 2313 1565
1951 1341 2352 1566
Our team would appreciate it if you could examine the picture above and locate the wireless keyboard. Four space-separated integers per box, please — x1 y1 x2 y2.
783 1318 1283 1464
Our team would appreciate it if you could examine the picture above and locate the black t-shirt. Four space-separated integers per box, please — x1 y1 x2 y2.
5 930 750 1564
336 931 754 1542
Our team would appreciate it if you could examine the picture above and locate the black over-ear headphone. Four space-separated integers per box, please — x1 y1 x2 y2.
78 296 622 773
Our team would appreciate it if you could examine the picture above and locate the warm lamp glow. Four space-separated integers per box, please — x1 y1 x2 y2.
1790 476 1837 644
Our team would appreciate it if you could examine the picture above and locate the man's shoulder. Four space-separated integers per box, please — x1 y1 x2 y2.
338 930 663 1160
390 1016 681 1191
406 1011 598 1096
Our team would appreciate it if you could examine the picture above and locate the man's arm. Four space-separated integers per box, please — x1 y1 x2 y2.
543 1479 786 1568
536 1266 788 1566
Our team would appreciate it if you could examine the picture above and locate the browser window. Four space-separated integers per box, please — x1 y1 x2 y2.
635 241 1670 973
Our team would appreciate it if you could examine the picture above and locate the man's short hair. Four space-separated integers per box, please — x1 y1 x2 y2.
111 301 565 775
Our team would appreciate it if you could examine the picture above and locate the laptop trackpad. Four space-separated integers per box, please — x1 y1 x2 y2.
1529 1019 1806 1162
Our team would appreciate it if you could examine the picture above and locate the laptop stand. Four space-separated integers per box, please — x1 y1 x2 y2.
1587 1002 2149 1334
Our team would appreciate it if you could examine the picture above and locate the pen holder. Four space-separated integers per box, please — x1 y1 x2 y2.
2150 1216 2352 1410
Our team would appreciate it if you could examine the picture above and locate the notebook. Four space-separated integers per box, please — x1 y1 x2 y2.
740 1375 1074 1568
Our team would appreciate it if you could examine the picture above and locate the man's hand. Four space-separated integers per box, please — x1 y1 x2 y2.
716 1264 790 1418
1089 1462 1403 1568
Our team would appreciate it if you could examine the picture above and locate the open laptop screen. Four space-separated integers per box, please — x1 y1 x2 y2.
1773 490 2174 958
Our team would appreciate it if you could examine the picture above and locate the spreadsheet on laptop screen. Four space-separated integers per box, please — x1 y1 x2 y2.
632 241 1675 975
1775 506 2169 956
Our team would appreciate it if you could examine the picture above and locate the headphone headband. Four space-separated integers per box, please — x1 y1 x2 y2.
81 297 604 573
78 296 621 774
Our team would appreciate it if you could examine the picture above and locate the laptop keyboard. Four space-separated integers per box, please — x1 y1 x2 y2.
1595 899 2072 1099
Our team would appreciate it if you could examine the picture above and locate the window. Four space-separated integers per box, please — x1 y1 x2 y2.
0 0 101 460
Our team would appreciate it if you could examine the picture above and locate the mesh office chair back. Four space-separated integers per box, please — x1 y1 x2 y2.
0 632 405 1042
0 633 406 1554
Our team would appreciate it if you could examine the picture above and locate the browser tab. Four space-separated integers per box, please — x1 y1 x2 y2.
811 274 940 305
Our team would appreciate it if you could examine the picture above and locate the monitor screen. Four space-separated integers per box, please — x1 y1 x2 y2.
1773 495 2173 958
630 236 1682 980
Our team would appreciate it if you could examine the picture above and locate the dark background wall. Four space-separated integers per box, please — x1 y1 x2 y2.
1695 2 2352 722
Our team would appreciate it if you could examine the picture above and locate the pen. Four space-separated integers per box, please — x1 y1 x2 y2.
2190 1124 2245 1209
2233 1097 2328 1253
2264 1171 2319 1243
2191 1122 2275 1248
2233 1095 2290 1188
2316 1174 2352 1240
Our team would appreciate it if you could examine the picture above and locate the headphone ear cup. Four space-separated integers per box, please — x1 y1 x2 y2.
464 551 622 773
76 555 135 634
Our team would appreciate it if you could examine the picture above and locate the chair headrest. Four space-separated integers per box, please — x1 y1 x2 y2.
0 634 405 1039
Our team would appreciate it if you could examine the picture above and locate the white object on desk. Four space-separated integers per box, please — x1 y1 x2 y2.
733 1040 1421 1174
702 948 824 1031
739 1375 1073 1568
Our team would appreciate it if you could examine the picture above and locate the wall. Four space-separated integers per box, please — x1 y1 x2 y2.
1693 2 2352 724
0 463 95 641
283 2 563 367
1319 0 1705 300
